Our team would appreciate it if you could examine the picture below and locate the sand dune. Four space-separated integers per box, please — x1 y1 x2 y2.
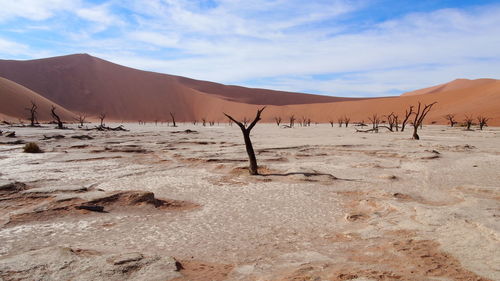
401 78 497 97
0 54 498 125
0 77 75 122
0 54 347 122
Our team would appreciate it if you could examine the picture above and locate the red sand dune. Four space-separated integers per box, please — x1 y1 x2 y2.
0 54 498 125
401 78 497 97
0 76 75 122
0 54 350 121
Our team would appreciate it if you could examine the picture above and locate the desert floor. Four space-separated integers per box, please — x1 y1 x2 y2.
0 123 499 281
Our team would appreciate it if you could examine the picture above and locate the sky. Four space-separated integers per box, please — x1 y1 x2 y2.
0 0 499 97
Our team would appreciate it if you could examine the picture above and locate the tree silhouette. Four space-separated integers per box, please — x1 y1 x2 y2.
25 101 38 127
274 116 282 126
224 107 266 175
401 106 414 132
50 106 64 129
170 112 177 127
477 116 489 130
464 115 474 130
411 102 437 140
444 114 457 127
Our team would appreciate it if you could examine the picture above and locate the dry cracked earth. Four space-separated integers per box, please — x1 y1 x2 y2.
0 122 499 280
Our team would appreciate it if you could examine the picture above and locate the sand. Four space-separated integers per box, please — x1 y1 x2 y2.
1 54 499 125
0 122 498 280
0 77 75 122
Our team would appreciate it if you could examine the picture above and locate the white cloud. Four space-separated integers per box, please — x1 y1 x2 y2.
128 31 180 48
0 38 29 55
76 3 124 32
0 0 80 21
1 1 499 96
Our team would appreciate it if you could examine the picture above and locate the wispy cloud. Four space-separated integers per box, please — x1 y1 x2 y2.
0 0 499 96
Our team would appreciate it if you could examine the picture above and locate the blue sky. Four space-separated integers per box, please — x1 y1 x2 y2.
1 0 499 97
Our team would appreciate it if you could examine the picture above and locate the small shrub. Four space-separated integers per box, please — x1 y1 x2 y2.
23 142 43 153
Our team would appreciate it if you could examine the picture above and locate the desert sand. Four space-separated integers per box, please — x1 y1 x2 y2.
0 77 75 122
0 121 498 280
1 54 499 125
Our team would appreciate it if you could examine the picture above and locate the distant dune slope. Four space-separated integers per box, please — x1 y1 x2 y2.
401 78 497 97
0 77 75 122
0 54 350 121
0 54 498 125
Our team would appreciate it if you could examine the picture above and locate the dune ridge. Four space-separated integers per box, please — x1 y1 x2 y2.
0 54 498 125
0 76 75 122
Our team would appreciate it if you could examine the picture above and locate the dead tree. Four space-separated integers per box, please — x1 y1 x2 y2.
477 116 489 130
98 113 106 127
25 101 38 126
343 116 350 127
307 118 311 126
192 120 197 125
390 113 400 131
337 117 343 127
74 114 86 127
289 115 295 128
464 115 474 130
383 113 398 132
301 116 308 127
50 106 64 129
224 107 266 175
401 106 414 132
329 120 335 127
444 114 457 127
242 117 249 127
368 114 380 131
169 112 177 127
274 117 282 126
411 102 437 140
202 118 206 127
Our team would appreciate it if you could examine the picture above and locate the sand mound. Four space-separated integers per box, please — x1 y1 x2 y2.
0 76 76 122
0 181 198 226
1 54 498 125
0 246 182 281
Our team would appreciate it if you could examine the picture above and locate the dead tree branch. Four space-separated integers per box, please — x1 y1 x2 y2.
477 116 489 130
224 107 266 175
50 105 64 129
411 102 437 140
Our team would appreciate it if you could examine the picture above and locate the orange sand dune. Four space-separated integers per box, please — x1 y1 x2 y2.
266 79 500 125
0 77 76 122
401 78 497 96
0 54 498 125
0 54 349 122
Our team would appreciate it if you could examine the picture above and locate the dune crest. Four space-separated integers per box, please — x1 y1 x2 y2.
0 54 498 125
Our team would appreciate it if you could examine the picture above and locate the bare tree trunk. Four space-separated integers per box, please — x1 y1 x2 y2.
50 106 64 129
274 117 282 126
412 102 437 140
401 106 414 132
170 112 177 127
289 115 295 128
25 101 38 127
224 107 265 175
99 113 106 127
464 115 473 130
412 126 419 140
477 116 488 130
